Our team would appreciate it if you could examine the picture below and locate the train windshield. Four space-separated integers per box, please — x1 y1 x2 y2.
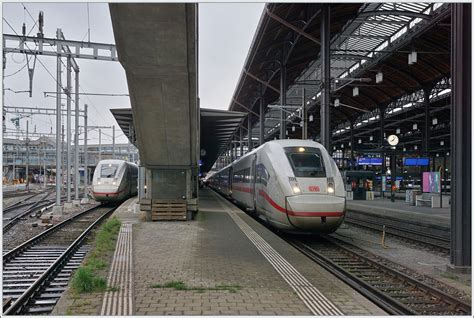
100 164 119 178
285 147 326 178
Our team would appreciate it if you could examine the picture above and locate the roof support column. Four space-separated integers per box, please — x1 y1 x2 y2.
350 121 354 168
379 105 386 175
239 128 243 158
320 4 331 151
279 62 287 140
450 3 471 269
423 87 431 154
248 115 253 152
259 97 265 146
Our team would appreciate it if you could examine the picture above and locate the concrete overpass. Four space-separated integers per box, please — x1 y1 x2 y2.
109 3 199 214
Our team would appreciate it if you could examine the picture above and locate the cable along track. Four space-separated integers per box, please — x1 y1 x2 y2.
2 204 118 315
285 236 470 315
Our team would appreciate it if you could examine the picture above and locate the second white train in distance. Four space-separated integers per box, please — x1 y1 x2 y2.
207 139 346 233
91 159 138 202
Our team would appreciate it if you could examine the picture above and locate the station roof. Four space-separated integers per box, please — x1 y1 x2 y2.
226 2 452 154
111 108 246 172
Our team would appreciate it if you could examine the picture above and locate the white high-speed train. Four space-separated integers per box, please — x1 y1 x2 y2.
207 140 346 233
91 159 138 202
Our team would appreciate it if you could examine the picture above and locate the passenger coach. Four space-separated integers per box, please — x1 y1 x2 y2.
208 140 346 233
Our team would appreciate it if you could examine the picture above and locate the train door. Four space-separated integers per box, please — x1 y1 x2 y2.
251 154 257 210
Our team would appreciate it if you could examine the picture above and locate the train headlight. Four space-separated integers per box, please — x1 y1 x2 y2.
327 177 335 195
98 181 101 185
289 177 301 194
112 182 116 185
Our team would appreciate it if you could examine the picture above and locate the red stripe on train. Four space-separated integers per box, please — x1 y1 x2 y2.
258 189 343 217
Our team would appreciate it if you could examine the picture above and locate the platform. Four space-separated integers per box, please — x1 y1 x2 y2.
55 188 386 315
347 197 450 229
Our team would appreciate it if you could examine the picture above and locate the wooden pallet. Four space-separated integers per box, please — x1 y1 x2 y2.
151 199 187 221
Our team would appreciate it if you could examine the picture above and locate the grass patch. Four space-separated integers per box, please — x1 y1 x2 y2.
71 267 107 293
71 217 121 294
151 281 241 293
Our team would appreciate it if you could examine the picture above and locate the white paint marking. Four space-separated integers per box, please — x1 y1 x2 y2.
214 194 344 316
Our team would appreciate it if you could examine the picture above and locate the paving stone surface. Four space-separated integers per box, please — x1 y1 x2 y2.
132 189 387 315
133 190 312 315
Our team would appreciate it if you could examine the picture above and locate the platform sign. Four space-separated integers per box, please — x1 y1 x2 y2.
357 157 383 166
404 158 430 166
422 172 441 193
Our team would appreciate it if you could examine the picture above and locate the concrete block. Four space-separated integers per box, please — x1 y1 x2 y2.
73 200 81 207
52 205 63 216
81 198 90 204
64 202 74 209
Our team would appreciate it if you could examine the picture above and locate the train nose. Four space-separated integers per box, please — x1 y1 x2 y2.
285 195 345 232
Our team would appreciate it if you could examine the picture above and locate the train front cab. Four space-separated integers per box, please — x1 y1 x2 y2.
284 146 345 232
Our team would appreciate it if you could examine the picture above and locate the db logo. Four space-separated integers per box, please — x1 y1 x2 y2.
308 186 320 192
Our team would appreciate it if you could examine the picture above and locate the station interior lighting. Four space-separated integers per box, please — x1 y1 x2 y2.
334 98 340 107
341 144 344 148
353 87 359 97
369 136 373 141
432 118 438 125
358 139 362 144
403 147 407 152
396 128 401 134
309 114 314 122
292 126 296 132
408 50 418 65
440 140 444 146
376 72 383 84
414 145 418 150
413 123 418 130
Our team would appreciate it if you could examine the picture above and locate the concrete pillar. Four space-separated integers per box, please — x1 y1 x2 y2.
320 5 331 151
450 3 471 268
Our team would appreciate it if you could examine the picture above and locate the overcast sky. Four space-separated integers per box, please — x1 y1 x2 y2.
2 2 264 144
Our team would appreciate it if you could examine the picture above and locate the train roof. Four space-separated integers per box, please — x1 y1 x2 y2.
97 159 137 166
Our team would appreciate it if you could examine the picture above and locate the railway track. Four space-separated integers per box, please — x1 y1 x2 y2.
284 235 470 315
2 204 118 315
344 216 451 254
3 191 55 234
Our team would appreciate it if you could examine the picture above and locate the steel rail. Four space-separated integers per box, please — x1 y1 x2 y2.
3 191 55 233
3 204 117 315
285 236 471 315
285 237 415 315
326 237 471 313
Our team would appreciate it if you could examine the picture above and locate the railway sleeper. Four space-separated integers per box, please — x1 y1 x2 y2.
31 299 58 306
26 305 55 314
